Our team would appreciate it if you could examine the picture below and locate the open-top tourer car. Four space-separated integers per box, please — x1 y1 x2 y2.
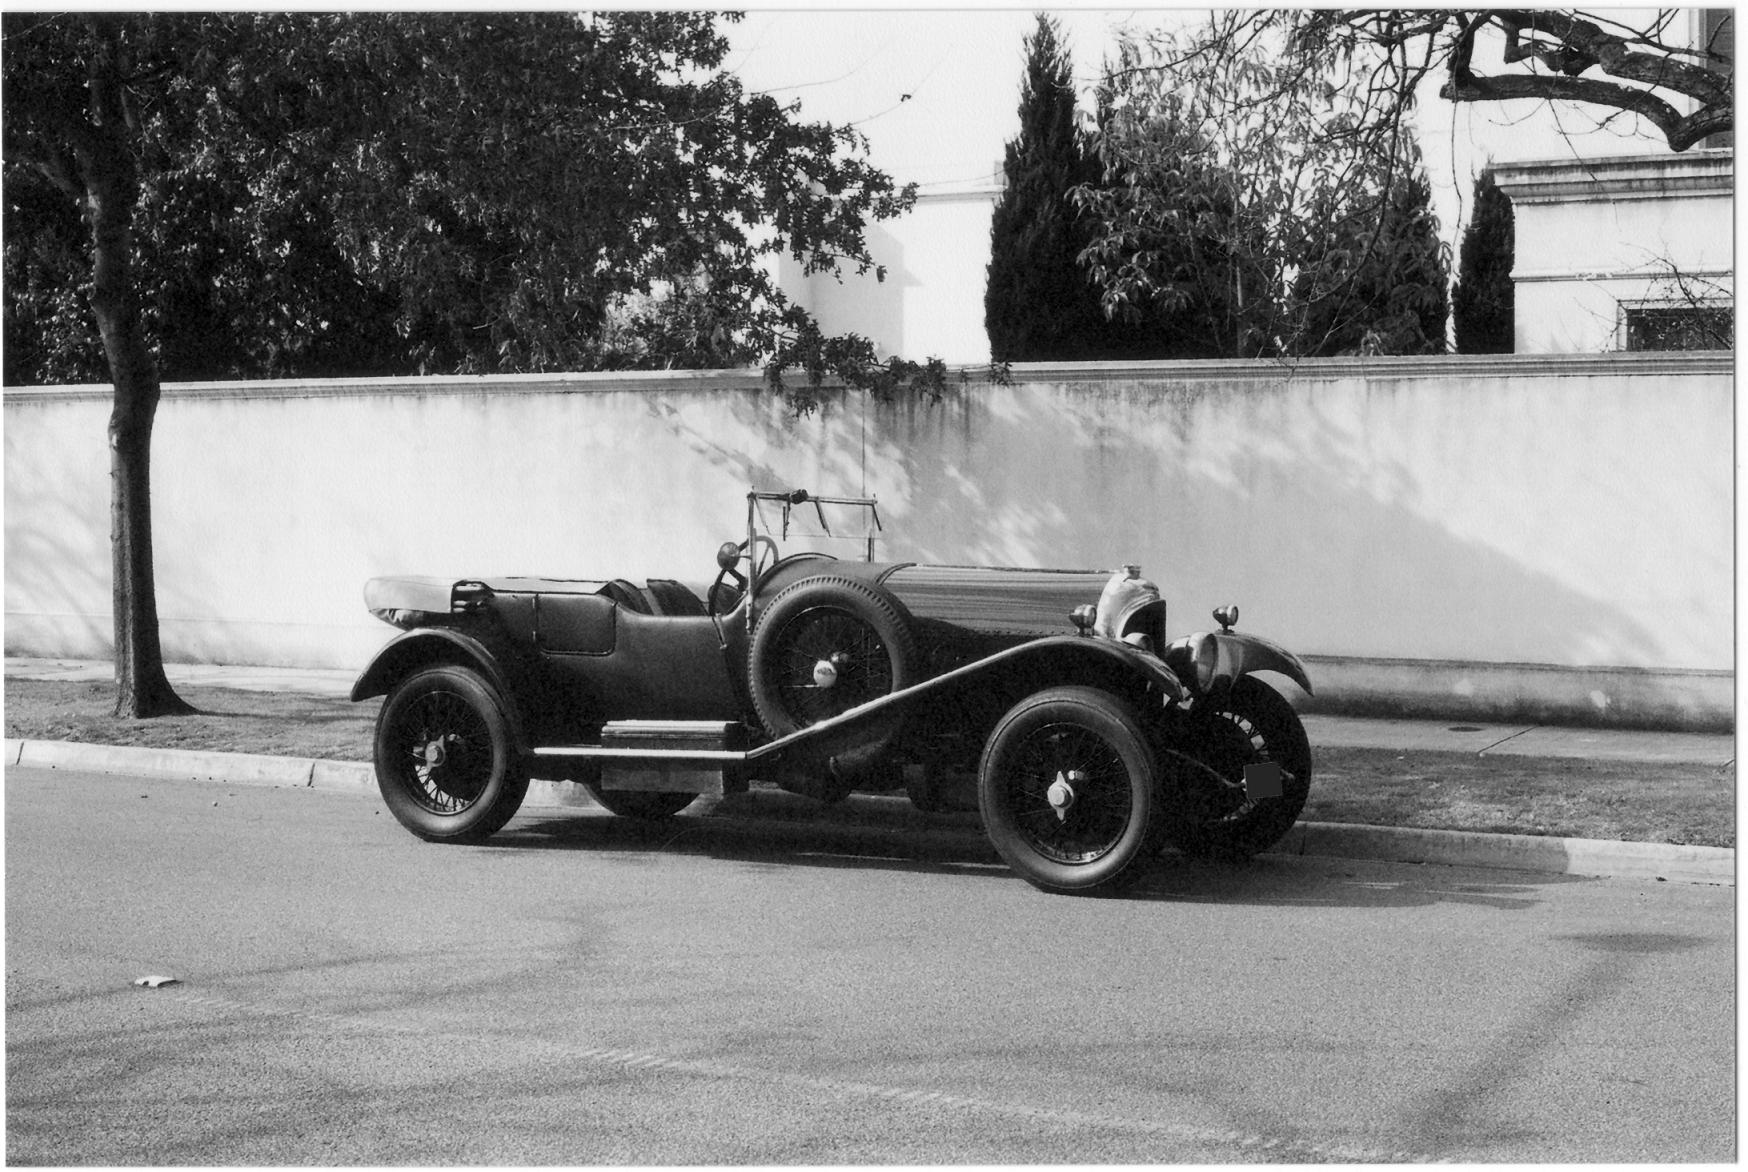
353 489 1314 894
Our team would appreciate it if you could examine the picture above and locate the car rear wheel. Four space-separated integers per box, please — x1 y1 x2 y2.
978 686 1161 895
582 783 697 820
374 665 527 843
1166 676 1313 858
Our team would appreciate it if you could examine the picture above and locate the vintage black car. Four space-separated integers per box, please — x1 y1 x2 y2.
353 489 1314 894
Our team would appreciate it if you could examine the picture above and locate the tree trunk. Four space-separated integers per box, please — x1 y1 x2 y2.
79 19 193 718
103 348 189 718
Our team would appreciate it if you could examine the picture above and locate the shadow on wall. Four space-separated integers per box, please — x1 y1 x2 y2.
3 403 114 657
4 501 114 656
5 362 1725 697
644 375 1686 674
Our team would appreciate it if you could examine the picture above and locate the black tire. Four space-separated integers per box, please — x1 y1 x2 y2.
374 665 528 843
747 576 918 738
582 783 697 820
977 686 1161 895
1165 676 1313 858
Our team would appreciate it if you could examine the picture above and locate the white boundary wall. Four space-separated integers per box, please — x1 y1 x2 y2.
4 353 1733 729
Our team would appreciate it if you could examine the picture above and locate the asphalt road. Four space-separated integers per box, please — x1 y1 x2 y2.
5 766 1735 1165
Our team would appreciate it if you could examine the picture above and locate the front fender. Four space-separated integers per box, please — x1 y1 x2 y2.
944 635 1189 705
1209 631 1313 695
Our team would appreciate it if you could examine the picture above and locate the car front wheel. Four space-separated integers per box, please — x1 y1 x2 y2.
374 665 528 843
1166 676 1313 858
978 686 1161 895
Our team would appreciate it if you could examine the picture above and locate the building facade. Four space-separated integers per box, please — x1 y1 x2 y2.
777 185 1002 366
1492 150 1733 354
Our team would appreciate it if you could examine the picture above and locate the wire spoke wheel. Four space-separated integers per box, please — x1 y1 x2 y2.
1167 676 1313 859
979 686 1159 895
391 688 494 815
748 577 918 750
770 605 895 725
1186 706 1266 822
374 666 527 843
1004 722 1134 865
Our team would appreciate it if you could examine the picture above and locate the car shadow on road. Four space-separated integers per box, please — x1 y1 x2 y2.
1131 850 1579 911
494 805 1010 883
493 799 1583 910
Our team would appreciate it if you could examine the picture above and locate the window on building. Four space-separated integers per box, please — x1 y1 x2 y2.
1622 304 1734 351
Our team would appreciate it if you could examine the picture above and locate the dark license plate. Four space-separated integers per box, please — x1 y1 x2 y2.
1243 761 1283 800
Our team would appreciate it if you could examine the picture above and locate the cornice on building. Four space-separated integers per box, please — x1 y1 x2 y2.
1491 150 1734 204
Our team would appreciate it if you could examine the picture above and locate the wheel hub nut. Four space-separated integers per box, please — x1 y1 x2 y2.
1047 770 1085 822
812 659 839 688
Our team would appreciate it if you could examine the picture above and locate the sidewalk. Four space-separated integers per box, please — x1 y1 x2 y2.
6 656 1735 885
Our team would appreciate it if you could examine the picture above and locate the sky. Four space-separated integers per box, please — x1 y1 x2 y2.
725 9 1692 248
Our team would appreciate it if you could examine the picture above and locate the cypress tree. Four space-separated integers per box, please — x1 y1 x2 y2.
1452 170 1516 354
985 15 1106 361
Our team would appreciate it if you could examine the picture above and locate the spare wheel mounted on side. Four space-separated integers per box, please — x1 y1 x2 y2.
746 575 919 792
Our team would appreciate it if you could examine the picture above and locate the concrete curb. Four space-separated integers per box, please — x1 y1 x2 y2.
2 739 648 813
4 739 1732 887
1274 821 1734 887
12 739 318 787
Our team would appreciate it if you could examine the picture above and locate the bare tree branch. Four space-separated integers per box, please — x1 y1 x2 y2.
1107 9 1731 155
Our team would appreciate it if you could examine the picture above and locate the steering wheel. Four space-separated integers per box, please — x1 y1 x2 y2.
708 535 778 616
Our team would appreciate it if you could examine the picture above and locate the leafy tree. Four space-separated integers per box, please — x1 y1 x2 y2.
1077 28 1450 358
1075 59 1249 355
1376 156 1451 354
1 12 931 714
1452 171 1517 354
1294 141 1449 356
984 21 1209 362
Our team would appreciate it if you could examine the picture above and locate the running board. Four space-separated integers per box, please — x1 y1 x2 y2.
531 721 748 795
527 695 905 793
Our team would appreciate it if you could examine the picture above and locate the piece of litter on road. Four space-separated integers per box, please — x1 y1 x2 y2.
133 975 180 988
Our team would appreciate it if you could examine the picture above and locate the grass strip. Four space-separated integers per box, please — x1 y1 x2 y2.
4 677 1732 847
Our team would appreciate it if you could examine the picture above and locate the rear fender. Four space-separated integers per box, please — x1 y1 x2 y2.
351 628 530 748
